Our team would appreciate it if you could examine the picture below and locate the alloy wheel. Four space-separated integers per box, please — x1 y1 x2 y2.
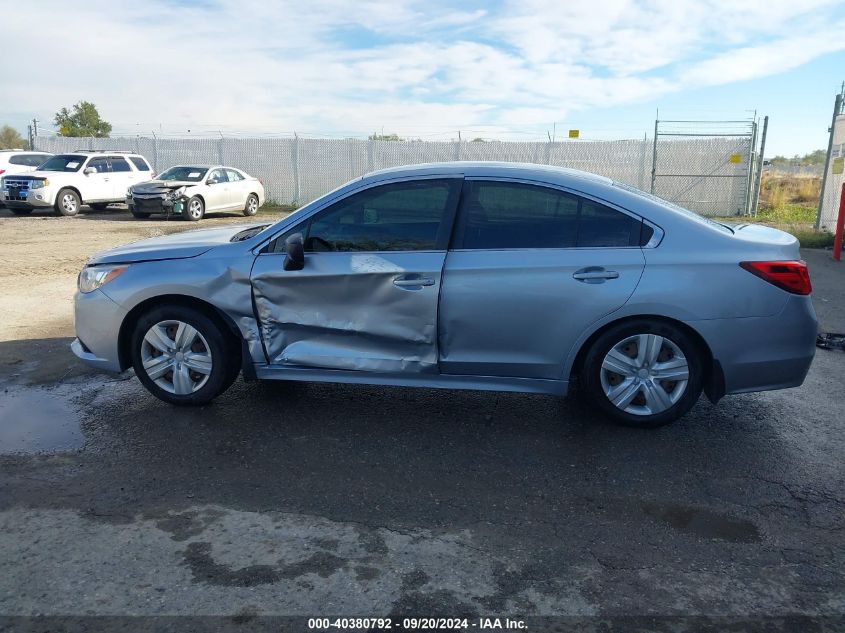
61 194 78 214
188 199 203 219
140 320 213 395
599 333 690 416
247 196 258 214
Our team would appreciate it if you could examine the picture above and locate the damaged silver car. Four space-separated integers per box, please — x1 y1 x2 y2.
127 165 265 221
72 162 817 427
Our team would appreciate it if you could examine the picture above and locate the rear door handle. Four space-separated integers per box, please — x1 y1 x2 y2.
393 275 435 288
573 268 619 281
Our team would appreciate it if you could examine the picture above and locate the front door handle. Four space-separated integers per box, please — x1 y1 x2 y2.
393 275 435 289
573 267 619 282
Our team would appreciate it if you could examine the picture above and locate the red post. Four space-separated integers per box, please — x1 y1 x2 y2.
834 183 845 262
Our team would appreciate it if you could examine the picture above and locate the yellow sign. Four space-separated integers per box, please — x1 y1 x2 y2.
568 129 579 138
833 157 844 175
729 154 742 164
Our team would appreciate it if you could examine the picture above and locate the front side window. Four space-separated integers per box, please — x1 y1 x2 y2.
304 179 460 252
37 154 86 172
208 169 228 184
456 180 643 249
87 158 111 173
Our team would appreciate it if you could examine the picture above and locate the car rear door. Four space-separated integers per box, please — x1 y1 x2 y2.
250 177 462 373
225 169 248 208
438 178 647 380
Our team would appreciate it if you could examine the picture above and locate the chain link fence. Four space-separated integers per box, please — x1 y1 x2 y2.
817 113 845 231
34 134 757 216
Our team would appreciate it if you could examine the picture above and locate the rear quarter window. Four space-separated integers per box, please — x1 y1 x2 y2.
130 157 151 172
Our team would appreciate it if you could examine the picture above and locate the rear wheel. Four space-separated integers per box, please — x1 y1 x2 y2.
581 320 703 428
243 194 259 216
130 306 240 406
55 189 81 216
185 196 204 221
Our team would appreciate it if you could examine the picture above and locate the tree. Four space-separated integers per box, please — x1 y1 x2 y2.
0 125 28 149
54 101 112 137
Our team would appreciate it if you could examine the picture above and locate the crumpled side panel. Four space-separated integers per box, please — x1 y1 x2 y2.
251 252 446 373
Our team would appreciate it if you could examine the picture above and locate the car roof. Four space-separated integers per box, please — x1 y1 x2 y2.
363 161 613 186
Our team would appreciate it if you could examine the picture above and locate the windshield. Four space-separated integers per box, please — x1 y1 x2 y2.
38 155 86 172
613 181 734 234
158 166 208 182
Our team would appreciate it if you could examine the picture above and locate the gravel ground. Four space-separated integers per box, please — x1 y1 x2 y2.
0 206 843 630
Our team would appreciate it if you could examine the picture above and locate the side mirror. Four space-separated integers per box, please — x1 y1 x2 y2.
283 233 305 271
84 167 97 175
206 179 216 185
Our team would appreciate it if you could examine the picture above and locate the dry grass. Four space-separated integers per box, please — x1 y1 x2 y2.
760 172 821 210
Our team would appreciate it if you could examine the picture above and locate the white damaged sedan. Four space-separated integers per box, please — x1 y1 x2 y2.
127 165 265 221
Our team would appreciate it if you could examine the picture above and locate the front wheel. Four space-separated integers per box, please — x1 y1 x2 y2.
130 306 239 406
184 196 204 221
581 320 704 428
55 189 81 216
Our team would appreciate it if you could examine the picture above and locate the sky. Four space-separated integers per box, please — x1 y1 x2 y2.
2 0 845 156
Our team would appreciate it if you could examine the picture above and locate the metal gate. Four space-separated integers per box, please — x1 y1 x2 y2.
650 118 758 216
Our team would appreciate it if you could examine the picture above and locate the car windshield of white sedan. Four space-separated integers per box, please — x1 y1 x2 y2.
158 167 208 182
38 155 86 172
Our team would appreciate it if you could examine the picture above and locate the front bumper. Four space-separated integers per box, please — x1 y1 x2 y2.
690 294 818 395
128 194 186 216
2 187 54 209
71 288 128 373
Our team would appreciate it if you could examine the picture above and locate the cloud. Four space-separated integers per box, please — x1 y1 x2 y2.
0 0 841 140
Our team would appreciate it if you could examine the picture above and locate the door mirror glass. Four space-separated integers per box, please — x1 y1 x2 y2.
283 233 305 271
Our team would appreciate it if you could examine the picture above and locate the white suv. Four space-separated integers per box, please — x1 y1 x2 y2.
1 151 154 216
0 150 53 207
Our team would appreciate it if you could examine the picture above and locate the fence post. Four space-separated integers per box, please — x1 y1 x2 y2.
218 133 225 166
291 133 301 205
650 118 659 194
454 139 461 161
367 140 375 172
751 115 768 217
817 93 843 229
152 133 158 172
743 119 759 215
544 140 552 165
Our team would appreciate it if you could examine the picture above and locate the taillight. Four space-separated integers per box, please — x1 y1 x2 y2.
740 260 812 295
0 169 5 175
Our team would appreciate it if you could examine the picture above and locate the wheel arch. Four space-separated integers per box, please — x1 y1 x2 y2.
117 294 243 373
568 314 725 404
55 186 82 204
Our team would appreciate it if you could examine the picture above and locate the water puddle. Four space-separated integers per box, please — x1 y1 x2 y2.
0 386 85 454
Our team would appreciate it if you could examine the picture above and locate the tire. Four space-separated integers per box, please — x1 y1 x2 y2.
184 196 204 221
243 194 259 217
90 202 109 211
131 208 151 219
130 305 240 406
55 189 81 216
10 209 32 216
581 319 704 428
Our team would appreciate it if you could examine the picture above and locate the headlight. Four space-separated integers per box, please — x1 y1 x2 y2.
169 186 186 200
78 265 128 294
30 179 49 189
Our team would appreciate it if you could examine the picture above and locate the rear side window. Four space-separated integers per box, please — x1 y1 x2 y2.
110 158 132 172
225 169 244 181
456 181 643 249
305 179 461 252
130 156 151 171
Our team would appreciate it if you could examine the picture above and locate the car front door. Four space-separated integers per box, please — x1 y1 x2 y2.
81 157 112 201
438 179 647 380
107 157 135 200
204 169 229 210
251 177 462 373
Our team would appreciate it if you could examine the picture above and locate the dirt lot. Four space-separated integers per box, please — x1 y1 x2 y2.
1 205 844 630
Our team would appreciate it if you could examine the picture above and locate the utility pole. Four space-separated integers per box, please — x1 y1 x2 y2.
27 125 33 150
32 118 39 140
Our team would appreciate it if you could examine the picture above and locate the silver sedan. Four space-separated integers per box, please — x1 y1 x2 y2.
72 162 817 427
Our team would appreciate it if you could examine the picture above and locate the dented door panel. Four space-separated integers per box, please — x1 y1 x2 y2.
251 251 446 372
